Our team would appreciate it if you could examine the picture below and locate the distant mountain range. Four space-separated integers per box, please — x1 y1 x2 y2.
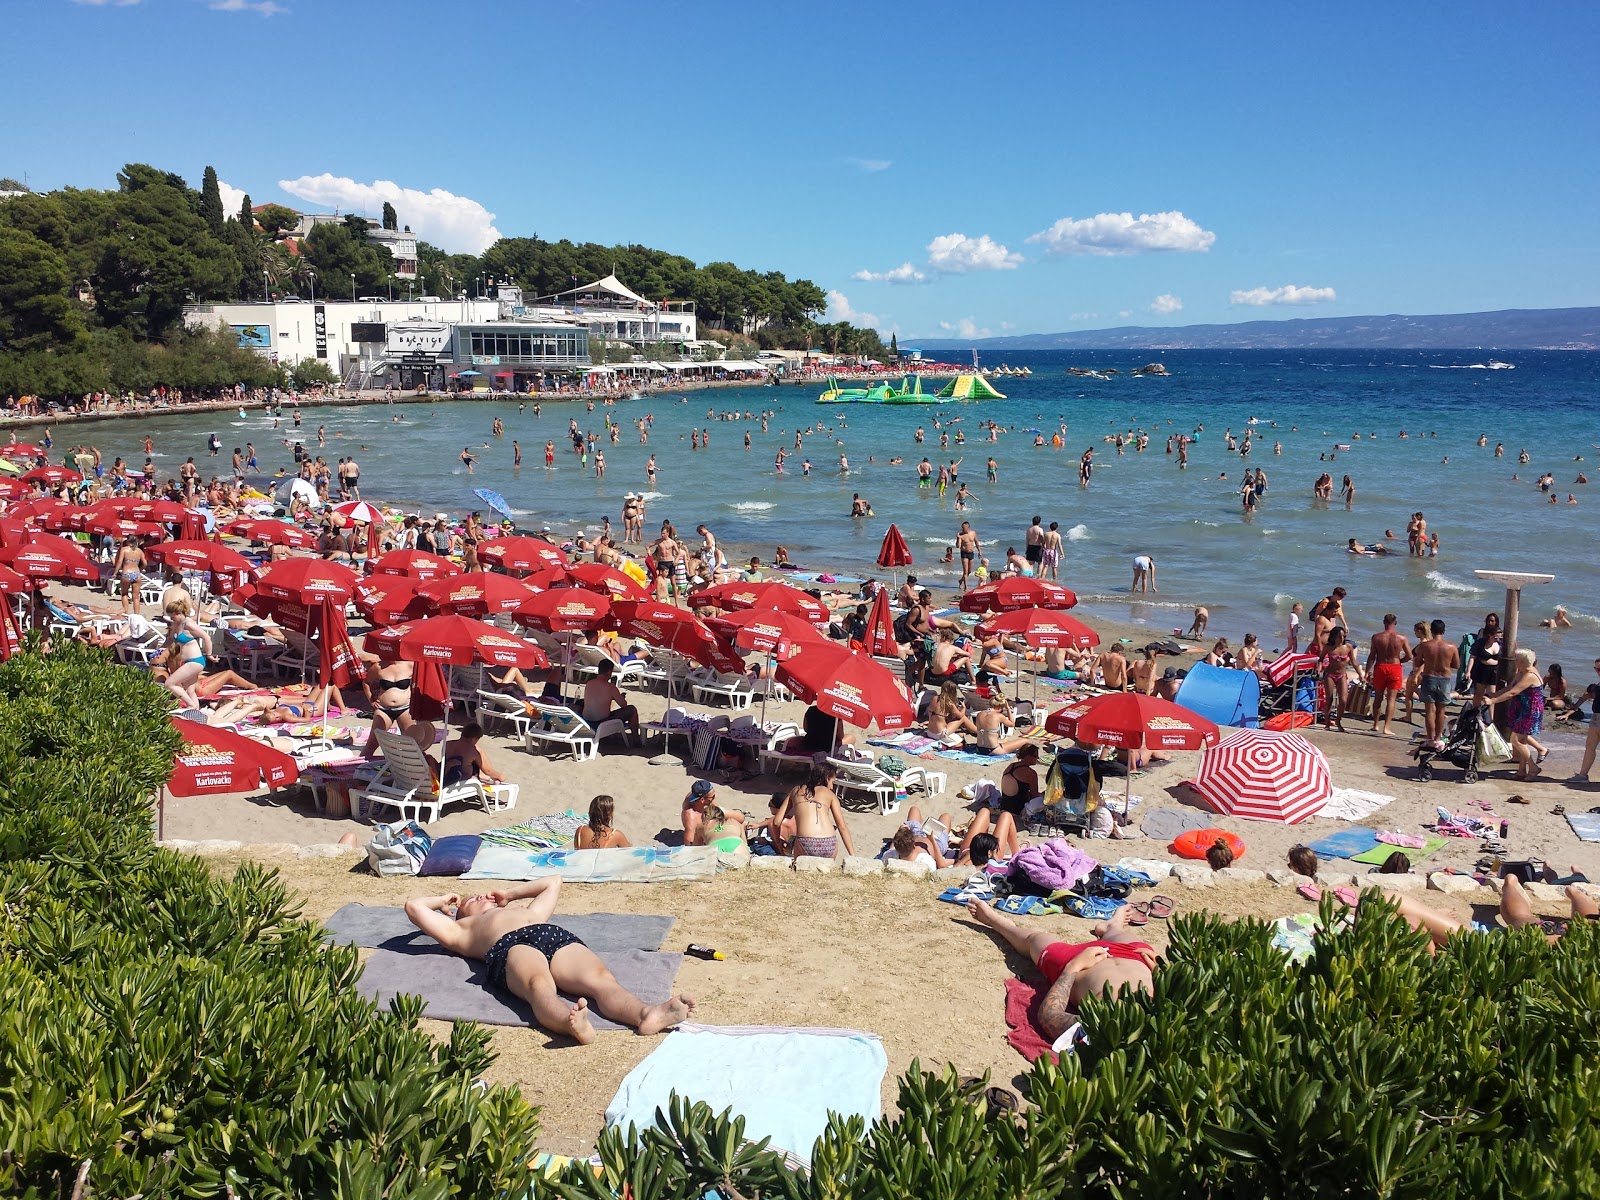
914 307 1600 352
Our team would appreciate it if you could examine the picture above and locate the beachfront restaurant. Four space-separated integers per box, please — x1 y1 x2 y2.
447 320 590 391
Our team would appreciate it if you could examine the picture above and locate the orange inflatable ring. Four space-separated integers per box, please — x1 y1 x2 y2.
1173 828 1246 860
1262 711 1315 732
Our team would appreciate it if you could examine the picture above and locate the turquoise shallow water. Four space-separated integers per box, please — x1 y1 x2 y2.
104 348 1600 661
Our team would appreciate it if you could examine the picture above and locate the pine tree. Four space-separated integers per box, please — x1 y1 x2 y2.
238 192 253 228
381 201 398 231
200 166 226 235
889 332 899 360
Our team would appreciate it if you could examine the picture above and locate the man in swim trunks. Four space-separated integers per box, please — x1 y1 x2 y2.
405 877 694 1044
956 521 979 592
966 897 1157 1040
1367 613 1412 737
1413 619 1460 745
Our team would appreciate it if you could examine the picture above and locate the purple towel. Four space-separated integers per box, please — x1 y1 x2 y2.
1011 839 1100 892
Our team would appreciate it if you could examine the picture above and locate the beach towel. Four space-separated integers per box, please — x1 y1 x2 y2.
1320 788 1396 821
1270 913 1321 963
322 904 676 954
1003 976 1057 1064
1139 807 1212 843
1350 835 1448 865
605 1025 886 1165
1305 827 1382 860
1011 839 1099 891
478 811 588 851
1565 812 1600 843
463 844 719 883
357 944 683 1032
937 748 1014 765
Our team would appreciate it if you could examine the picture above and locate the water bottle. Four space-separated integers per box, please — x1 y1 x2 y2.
686 943 724 961
1500 819 1509 840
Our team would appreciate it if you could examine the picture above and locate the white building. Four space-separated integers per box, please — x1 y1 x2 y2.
291 212 418 279
185 298 500 371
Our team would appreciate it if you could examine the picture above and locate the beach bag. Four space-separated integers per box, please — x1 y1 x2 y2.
1476 722 1512 764
893 610 914 644
1043 748 1100 815
877 753 907 779
366 820 433 877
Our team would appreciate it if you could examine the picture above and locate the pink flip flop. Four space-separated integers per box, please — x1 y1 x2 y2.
1297 883 1325 902
1333 886 1361 906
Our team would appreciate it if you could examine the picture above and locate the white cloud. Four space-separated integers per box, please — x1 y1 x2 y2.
926 232 1022 273
277 174 501 254
211 0 287 13
1118 309 1133 318
1230 284 1338 306
937 318 993 338
216 179 246 216
850 158 892 173
71 0 141 6
1027 210 1215 256
1150 293 1183 314
852 261 926 285
825 289 886 332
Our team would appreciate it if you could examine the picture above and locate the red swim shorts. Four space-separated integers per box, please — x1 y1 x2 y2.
1372 662 1405 690
1038 939 1154 984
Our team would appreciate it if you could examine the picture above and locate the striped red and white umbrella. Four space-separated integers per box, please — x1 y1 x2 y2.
333 500 386 524
1263 652 1321 687
1194 728 1330 824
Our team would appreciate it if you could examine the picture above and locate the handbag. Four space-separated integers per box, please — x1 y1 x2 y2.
366 820 433 877
1476 722 1512 764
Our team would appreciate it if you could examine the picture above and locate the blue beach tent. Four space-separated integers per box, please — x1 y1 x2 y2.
1175 663 1261 729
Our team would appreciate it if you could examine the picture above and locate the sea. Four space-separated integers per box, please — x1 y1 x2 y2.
111 348 1600 662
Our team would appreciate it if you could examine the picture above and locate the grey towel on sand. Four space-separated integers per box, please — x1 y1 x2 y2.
1139 807 1212 843
322 903 675 954
356 945 684 1033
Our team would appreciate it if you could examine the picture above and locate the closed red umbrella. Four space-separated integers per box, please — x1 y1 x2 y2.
776 640 914 731
861 586 901 657
478 535 568 573
707 607 826 657
224 519 319 550
959 576 1078 614
146 540 259 593
354 577 429 627
567 562 650 600
976 607 1100 649
365 614 550 669
1044 692 1220 751
414 571 535 617
876 523 913 569
517 587 613 633
689 580 829 623
253 557 359 605
0 566 29 660
370 548 461 581
1194 729 1330 824
0 535 96 581
21 466 78 487
610 600 744 673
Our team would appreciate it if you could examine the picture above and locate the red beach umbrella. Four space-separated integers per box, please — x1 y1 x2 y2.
21 466 80 487
478 535 568 573
1044 692 1221 751
976 607 1100 649
861 586 901 657
610 600 744 672
876 523 913 569
369 548 461 582
0 478 30 501
689 580 830 623
0 566 30 660
146 540 259 593
224 518 319 550
414 571 535 617
167 718 300 796
8 498 80 531
252 556 360 605
516 587 613 633
707 607 827 657
365 614 550 669
354 577 429 627
80 514 163 540
959 576 1078 614
566 562 650 600
0 518 30 547
0 443 46 459
332 500 385 524
524 564 572 589
776 640 914 731
0 535 96 581
1194 729 1331 824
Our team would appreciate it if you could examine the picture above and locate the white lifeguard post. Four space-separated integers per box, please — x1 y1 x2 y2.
1473 570 1554 684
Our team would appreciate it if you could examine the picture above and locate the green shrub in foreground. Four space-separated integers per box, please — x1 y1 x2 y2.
549 901 1600 1200
0 645 543 1198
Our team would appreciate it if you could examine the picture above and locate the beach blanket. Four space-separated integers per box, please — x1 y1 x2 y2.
1305 827 1382 860
357 945 683 1032
605 1025 886 1165
463 844 719 883
1139 807 1212 843
1270 913 1321 963
1350 835 1448 865
937 747 1013 765
1565 812 1600 843
1320 788 1397 821
322 904 676 954
478 811 587 851
1003 976 1057 1064
870 732 941 758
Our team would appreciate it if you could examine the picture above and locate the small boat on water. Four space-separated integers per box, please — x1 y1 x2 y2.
1487 360 1515 370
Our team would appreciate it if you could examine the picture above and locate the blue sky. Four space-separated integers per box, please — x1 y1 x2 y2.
5 0 1598 339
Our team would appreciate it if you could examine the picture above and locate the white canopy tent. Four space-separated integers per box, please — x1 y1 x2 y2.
552 273 656 310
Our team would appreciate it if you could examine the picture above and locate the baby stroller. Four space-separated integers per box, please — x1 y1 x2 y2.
1413 705 1483 784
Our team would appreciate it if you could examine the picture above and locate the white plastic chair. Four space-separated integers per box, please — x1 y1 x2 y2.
476 689 534 739
355 728 505 823
522 700 624 761
688 667 755 711
826 755 947 817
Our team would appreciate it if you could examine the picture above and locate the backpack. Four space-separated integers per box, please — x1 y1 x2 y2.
1043 748 1100 815
893 608 916 644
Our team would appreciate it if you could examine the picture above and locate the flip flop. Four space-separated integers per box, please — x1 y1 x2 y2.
1333 887 1361 906
1064 894 1124 920
1124 902 1151 926
1146 895 1177 920
1297 883 1325 902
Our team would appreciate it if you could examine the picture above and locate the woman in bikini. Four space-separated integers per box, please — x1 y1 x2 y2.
576 794 632 849
694 804 748 853
925 680 978 744
1319 627 1359 732
974 705 1033 757
997 744 1043 816
771 764 855 861
162 596 212 708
